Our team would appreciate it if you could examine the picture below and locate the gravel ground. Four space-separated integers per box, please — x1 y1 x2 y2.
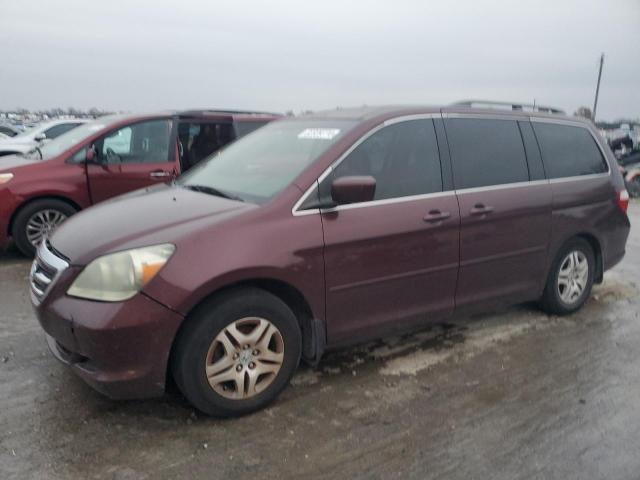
1 201 638 480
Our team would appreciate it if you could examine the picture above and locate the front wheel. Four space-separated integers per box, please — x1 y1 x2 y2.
12 199 77 257
171 288 302 417
540 238 595 315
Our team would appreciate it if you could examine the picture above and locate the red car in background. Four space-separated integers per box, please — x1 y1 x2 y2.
0 110 280 256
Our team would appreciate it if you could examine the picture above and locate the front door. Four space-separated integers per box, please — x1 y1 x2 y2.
444 116 552 309
320 118 460 344
87 119 179 203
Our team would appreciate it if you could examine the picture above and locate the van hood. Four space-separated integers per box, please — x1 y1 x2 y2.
50 184 256 265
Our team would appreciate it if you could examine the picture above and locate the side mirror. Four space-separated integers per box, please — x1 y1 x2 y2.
86 146 96 162
331 176 376 205
34 133 46 142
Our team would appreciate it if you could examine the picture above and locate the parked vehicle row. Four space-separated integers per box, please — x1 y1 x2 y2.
616 149 640 197
27 104 630 416
0 119 89 157
0 110 280 256
0 123 21 138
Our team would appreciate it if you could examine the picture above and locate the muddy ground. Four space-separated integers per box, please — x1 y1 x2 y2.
1 202 638 480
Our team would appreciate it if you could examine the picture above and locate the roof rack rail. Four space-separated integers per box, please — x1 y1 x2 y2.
178 109 283 117
452 100 565 115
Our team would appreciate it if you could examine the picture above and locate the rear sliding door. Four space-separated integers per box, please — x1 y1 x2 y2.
444 116 552 309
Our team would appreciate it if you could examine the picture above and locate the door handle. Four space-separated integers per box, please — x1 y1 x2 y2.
423 210 451 223
150 171 171 178
469 203 494 216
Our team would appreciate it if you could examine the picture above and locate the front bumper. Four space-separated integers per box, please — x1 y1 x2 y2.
35 281 185 399
0 188 18 249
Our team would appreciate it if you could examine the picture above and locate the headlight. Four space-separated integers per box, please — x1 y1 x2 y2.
67 244 175 302
0 173 14 184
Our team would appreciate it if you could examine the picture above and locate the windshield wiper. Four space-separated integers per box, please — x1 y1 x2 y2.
35 146 43 160
183 184 244 202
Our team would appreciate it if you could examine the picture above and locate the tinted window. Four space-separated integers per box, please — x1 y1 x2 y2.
446 118 529 189
518 121 546 181
178 122 235 170
235 121 269 138
97 120 172 164
532 123 607 178
327 119 442 201
44 123 81 139
0 126 16 137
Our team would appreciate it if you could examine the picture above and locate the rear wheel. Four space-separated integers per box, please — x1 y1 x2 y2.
171 288 302 417
540 238 595 315
12 199 77 257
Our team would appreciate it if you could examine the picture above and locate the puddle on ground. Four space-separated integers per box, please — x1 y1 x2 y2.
291 272 638 385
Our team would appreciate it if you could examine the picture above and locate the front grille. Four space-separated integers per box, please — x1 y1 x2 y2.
30 240 69 304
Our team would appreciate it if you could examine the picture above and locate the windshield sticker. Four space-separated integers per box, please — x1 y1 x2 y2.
298 128 340 140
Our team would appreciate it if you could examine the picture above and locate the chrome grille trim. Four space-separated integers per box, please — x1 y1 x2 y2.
30 240 69 305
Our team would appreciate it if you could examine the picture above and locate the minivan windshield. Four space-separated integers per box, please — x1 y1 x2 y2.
28 119 112 160
177 119 356 204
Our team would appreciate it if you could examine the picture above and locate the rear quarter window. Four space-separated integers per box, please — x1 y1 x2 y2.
445 118 529 189
532 123 608 179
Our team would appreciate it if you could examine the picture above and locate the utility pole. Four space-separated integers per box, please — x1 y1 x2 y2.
592 53 604 122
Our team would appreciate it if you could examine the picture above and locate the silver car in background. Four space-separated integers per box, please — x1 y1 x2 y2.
0 119 88 157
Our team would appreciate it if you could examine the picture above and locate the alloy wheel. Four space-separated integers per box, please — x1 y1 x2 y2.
25 209 68 247
557 250 589 304
205 317 285 400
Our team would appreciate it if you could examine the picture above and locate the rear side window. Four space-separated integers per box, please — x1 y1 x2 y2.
44 123 81 139
327 119 442 201
445 118 529 189
0 126 16 136
178 122 235 171
532 123 607 179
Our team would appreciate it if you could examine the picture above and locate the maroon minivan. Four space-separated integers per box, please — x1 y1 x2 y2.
31 104 630 416
0 110 279 256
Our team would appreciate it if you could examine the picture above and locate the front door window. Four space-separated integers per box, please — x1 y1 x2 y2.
97 120 173 164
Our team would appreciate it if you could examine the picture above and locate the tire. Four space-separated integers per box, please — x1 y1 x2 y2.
540 238 595 315
12 199 77 257
171 287 302 417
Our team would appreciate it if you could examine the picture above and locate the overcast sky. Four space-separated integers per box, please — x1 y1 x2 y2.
1 0 638 120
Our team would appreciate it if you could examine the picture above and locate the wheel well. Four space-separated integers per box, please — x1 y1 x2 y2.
575 233 603 284
166 279 322 391
8 196 81 236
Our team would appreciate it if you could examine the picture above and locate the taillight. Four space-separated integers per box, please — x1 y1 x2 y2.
618 189 630 213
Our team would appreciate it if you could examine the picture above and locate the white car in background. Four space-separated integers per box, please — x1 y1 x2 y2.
0 119 89 157
0 124 21 138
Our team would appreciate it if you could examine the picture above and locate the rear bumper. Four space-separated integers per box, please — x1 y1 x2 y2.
35 288 184 400
604 247 626 273
602 210 631 273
